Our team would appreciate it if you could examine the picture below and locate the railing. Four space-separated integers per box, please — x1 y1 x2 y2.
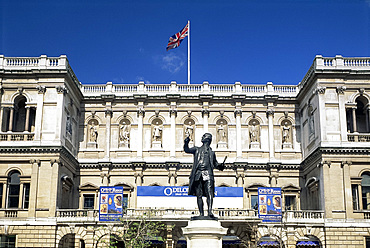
81 82 298 97
347 133 370 142
4 210 18 218
284 210 324 222
0 132 35 141
354 210 370 219
55 209 328 223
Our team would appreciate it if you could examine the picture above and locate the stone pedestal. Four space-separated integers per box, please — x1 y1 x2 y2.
250 141 260 149
217 141 227 149
151 140 162 149
86 142 97 149
182 219 227 248
282 142 292 149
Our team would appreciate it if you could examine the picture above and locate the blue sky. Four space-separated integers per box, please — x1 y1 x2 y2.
1 0 370 85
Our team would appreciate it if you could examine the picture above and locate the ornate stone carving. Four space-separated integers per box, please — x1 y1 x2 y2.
151 118 163 149
56 85 67 94
169 109 177 117
36 85 46 94
119 119 130 149
249 119 260 148
234 109 242 118
137 108 145 118
281 120 292 149
317 86 326 94
105 108 113 117
216 118 228 148
336 86 346 94
201 109 210 118
184 118 195 143
266 108 274 117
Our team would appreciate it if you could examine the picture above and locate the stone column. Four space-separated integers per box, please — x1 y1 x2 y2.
34 86 46 141
168 168 177 186
321 161 332 218
166 224 174 248
0 107 4 132
337 86 347 141
266 109 274 159
352 107 357 132
55 86 66 140
236 168 244 187
8 107 14 132
18 183 24 209
49 160 60 215
202 109 209 133
1 181 6 208
234 109 242 158
137 108 145 158
342 161 353 218
24 106 30 132
170 109 177 158
104 109 113 159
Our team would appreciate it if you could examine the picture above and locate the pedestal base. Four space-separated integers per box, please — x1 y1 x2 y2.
151 140 162 149
217 141 227 149
182 219 227 248
250 141 260 149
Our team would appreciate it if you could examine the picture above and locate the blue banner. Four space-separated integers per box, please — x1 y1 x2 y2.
258 187 282 222
137 186 243 197
99 186 124 221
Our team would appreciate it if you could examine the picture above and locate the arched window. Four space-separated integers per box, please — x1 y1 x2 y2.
362 172 370 210
7 171 20 208
1 95 36 133
347 96 369 133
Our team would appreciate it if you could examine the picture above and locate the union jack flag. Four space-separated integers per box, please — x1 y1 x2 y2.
166 23 189 51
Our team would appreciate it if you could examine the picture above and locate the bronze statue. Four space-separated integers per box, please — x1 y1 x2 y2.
184 133 225 219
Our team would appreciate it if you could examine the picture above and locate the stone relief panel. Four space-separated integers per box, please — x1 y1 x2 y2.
184 118 195 145
216 118 228 148
151 118 163 149
281 119 292 149
248 119 260 149
87 119 99 148
119 118 131 149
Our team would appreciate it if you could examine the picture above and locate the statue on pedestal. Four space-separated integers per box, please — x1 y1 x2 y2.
184 133 225 219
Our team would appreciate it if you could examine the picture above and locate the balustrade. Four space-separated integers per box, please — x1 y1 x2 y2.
347 133 370 142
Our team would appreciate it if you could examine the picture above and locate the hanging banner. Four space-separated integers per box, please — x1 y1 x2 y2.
258 187 282 222
137 186 243 209
99 186 124 221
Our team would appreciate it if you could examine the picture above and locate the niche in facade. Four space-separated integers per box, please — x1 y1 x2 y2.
119 118 131 149
87 119 99 148
151 118 163 149
216 118 228 149
248 119 260 149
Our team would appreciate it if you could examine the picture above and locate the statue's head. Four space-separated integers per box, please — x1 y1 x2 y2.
201 133 212 144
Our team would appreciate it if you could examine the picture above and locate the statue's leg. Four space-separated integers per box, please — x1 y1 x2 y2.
205 181 214 217
194 180 204 216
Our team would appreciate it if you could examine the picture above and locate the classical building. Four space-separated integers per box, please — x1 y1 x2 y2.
0 54 369 248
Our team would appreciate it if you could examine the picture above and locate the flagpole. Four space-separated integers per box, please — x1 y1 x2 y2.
188 20 190 85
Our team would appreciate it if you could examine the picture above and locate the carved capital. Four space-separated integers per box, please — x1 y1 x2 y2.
137 108 145 118
169 109 177 117
234 109 242 118
56 85 67 94
336 86 346 94
36 85 46 94
105 108 113 117
316 86 326 94
341 161 352 168
266 108 274 117
202 109 210 118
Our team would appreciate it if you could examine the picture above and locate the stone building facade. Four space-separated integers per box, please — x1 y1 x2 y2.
0 54 369 247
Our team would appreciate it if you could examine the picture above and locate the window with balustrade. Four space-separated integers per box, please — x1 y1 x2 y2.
362 172 370 210
83 194 95 209
1 95 36 141
7 171 20 208
346 96 370 142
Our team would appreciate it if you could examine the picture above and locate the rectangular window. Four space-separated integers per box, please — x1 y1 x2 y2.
7 185 20 208
83 194 95 209
0 184 3 208
251 195 258 210
352 184 359 210
285 195 297 210
23 183 30 209
123 194 128 209
0 235 16 248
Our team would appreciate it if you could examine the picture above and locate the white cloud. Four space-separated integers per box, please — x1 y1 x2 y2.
136 76 150 84
160 53 185 74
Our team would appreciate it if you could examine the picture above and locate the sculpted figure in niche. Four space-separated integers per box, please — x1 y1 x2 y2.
282 121 291 144
184 118 195 142
89 120 98 143
152 119 163 148
249 120 260 143
119 121 130 142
